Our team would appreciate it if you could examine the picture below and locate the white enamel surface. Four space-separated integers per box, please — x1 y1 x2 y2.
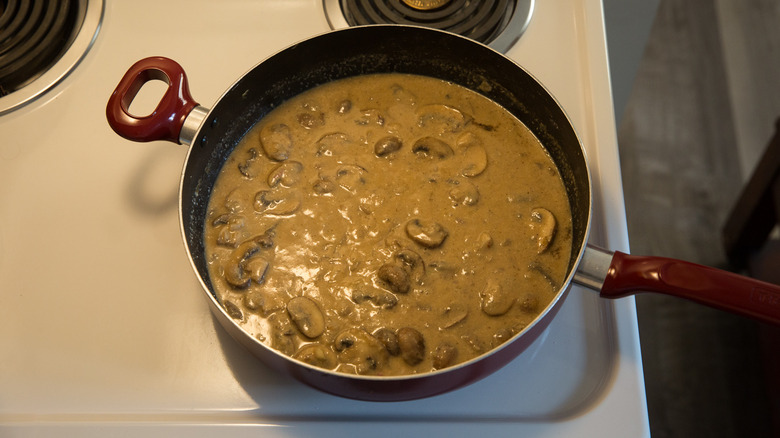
0 0 648 436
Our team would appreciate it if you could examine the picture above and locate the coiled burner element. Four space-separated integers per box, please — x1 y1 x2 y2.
340 0 515 45
0 0 82 96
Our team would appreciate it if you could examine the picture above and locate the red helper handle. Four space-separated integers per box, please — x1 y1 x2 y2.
601 251 780 325
106 57 198 144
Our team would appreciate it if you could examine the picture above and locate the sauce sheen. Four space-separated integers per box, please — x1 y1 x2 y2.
204 73 573 376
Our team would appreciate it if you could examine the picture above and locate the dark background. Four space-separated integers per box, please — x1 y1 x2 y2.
608 0 780 436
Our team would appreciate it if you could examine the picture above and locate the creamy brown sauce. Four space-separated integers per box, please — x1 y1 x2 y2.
204 73 572 376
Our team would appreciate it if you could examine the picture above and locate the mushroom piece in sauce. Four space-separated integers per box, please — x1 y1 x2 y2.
267 161 304 188
351 283 399 308
393 249 426 283
412 136 454 159
259 123 293 161
376 263 411 294
373 327 401 356
528 207 557 253
417 103 466 133
374 135 403 157
397 327 426 366
286 296 326 339
405 219 448 248
460 144 488 177
254 189 302 216
223 233 274 289
294 343 338 369
432 343 458 369
447 177 480 206
479 279 515 316
334 328 390 374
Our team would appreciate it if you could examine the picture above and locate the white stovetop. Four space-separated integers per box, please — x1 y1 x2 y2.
0 1 648 436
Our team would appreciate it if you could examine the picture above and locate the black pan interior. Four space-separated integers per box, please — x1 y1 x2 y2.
180 25 591 299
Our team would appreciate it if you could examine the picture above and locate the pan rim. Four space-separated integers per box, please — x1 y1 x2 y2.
177 23 594 391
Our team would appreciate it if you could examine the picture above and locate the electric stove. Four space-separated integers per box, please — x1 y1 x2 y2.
0 1 649 436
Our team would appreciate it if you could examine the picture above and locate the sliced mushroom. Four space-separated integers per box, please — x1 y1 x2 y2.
357 193 384 216
224 236 270 289
441 304 468 329
334 164 367 193
529 261 558 291
518 293 540 313
417 104 466 133
455 131 480 149
336 99 352 114
333 297 356 318
428 260 458 276
333 328 390 374
355 108 384 126
447 178 480 206
376 264 411 294
333 329 358 352
244 256 270 284
211 213 231 226
479 279 515 316
259 123 293 161
374 135 403 157
432 343 458 369
312 178 336 195
223 260 251 288
461 144 488 177
254 225 277 249
223 300 243 320
243 267 293 316
268 312 296 356
373 328 400 356
405 219 448 248
293 344 338 369
237 147 261 179
223 188 249 214
315 132 352 156
267 161 303 188
393 249 425 283
241 292 265 313
214 214 246 247
492 327 516 347
287 296 326 339
254 189 301 216
351 284 399 308
460 334 487 354
528 207 557 253
243 289 284 316
217 226 241 248
397 327 425 366
412 137 454 160
296 110 324 129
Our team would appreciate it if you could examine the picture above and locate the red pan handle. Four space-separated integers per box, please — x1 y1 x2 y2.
600 250 780 325
106 57 199 144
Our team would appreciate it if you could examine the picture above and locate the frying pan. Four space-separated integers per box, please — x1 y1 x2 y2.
106 25 780 401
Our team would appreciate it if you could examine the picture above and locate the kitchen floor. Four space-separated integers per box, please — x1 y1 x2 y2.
616 0 780 436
